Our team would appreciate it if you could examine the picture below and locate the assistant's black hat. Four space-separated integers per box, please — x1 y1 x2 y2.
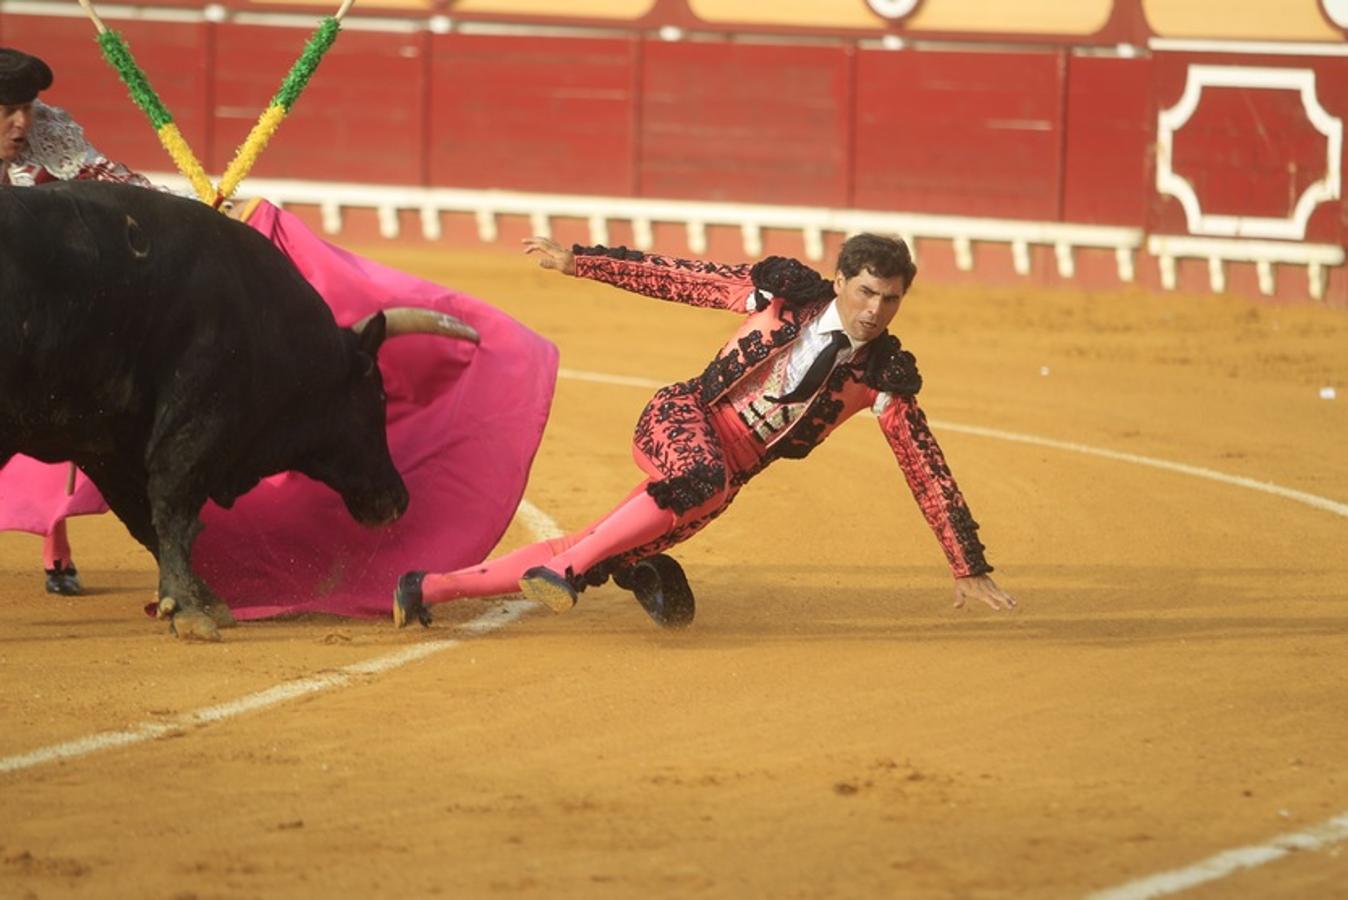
0 48 53 105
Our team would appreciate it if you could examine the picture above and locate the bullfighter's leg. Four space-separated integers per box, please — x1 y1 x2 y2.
413 483 644 592
518 488 679 612
518 384 743 615
401 484 677 618
397 385 735 626
42 519 83 596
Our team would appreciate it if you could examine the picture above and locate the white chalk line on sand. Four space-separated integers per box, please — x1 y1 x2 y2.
559 367 1348 519
1086 814 1348 899
565 365 1348 898
0 501 563 776
6 367 1346 895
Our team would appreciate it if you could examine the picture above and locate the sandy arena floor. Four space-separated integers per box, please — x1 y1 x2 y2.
2 240 1346 899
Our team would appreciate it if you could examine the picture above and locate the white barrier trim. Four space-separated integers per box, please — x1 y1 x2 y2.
1148 234 1345 299
1155 66 1342 242
148 172 1341 297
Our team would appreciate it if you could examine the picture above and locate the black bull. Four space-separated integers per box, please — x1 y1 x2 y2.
0 181 475 640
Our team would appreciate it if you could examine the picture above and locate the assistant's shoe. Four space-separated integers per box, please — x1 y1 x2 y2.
520 566 578 613
623 554 694 628
44 561 82 597
393 571 432 628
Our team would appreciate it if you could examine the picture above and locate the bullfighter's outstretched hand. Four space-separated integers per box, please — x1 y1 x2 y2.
523 236 576 275
953 574 1017 611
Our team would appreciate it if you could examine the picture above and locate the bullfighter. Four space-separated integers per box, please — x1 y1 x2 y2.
394 232 1016 628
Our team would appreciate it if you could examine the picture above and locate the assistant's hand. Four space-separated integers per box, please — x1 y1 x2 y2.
221 198 252 221
522 236 576 276
952 574 1017 612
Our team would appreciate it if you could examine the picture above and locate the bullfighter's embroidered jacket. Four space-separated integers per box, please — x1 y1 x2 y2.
0 101 152 187
573 244 992 578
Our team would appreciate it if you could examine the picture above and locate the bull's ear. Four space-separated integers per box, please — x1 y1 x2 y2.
354 310 388 356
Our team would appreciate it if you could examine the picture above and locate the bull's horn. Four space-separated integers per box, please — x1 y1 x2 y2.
352 307 480 344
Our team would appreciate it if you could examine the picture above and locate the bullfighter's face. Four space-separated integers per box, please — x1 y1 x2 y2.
833 267 907 343
0 102 34 161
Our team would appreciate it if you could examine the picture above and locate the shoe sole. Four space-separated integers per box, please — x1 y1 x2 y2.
520 571 577 613
393 573 432 628
633 555 695 629
392 590 430 628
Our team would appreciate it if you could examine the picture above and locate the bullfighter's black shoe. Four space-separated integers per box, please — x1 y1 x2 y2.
44 561 82 597
393 571 432 628
621 554 694 628
520 566 578 613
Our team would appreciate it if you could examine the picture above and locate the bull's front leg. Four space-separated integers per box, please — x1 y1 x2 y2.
150 498 236 642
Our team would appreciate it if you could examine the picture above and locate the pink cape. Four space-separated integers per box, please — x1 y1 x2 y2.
0 201 558 619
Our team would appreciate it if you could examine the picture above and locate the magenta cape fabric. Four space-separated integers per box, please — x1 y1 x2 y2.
0 460 107 533
0 201 558 619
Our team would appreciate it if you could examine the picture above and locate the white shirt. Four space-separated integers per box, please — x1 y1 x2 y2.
780 301 866 397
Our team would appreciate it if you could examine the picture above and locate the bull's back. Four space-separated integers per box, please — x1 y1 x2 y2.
0 182 345 450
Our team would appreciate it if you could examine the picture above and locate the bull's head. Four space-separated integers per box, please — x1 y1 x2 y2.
305 308 479 528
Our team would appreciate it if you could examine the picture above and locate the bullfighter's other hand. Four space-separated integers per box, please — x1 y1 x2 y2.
952 573 1017 611
522 236 575 276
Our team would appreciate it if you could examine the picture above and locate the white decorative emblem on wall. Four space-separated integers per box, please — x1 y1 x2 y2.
866 0 921 19
1156 65 1342 241
1321 0 1348 29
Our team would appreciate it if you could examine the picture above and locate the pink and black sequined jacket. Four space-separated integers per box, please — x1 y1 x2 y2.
572 245 992 578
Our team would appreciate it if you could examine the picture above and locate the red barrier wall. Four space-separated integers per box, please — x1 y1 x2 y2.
1061 54 1153 226
638 40 852 205
212 24 429 184
854 48 1066 219
2 6 1345 305
428 34 639 195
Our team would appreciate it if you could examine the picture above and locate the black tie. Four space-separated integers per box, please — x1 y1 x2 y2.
769 330 851 404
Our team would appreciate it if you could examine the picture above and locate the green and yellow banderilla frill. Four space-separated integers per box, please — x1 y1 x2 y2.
215 15 341 204
79 0 353 207
94 29 216 204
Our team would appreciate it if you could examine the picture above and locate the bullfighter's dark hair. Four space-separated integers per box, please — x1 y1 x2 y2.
836 233 917 289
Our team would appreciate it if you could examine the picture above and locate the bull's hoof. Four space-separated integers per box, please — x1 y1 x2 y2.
204 602 237 629
168 609 222 642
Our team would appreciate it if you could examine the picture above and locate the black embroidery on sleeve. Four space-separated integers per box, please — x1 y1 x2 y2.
862 334 923 396
749 256 835 307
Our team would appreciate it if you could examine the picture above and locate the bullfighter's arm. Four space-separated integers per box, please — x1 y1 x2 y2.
22 101 155 189
522 236 757 312
72 154 155 188
875 391 1001 582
